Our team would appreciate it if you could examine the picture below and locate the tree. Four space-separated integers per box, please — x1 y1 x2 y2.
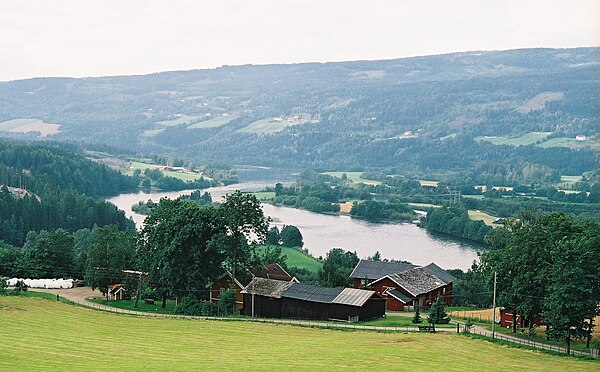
25 229 75 278
544 233 600 354
219 191 270 281
266 226 281 245
281 225 303 248
428 296 450 324
85 226 135 299
137 199 226 308
317 248 359 287
219 289 237 315
412 304 423 324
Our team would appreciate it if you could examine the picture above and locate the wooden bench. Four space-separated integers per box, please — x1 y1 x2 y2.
418 325 436 332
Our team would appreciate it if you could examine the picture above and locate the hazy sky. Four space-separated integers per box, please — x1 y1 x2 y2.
1 0 598 81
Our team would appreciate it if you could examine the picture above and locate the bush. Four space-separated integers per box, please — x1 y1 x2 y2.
428 296 450 324
0 278 7 294
218 289 237 315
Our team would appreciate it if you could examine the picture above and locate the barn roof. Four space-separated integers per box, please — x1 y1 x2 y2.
280 283 377 307
423 263 456 284
332 287 377 307
282 283 341 304
385 289 415 304
349 260 416 280
379 267 447 297
241 277 294 298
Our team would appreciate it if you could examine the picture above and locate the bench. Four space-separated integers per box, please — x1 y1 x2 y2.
418 325 436 332
144 298 155 304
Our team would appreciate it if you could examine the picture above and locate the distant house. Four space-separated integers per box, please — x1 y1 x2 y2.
107 284 126 301
576 134 586 141
207 263 296 314
241 278 385 321
349 260 455 310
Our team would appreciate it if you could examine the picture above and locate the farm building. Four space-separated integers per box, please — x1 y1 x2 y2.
499 309 543 328
107 284 126 301
350 260 455 310
241 278 386 321
208 263 296 314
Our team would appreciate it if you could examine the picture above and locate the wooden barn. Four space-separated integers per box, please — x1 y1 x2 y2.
241 278 385 321
208 263 296 314
350 260 455 311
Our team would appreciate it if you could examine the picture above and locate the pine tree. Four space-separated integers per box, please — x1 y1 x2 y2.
428 296 450 324
412 304 423 324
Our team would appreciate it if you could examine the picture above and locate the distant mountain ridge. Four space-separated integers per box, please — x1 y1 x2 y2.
0 47 598 180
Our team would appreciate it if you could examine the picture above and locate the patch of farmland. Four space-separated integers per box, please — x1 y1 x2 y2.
187 115 236 129
157 115 203 127
516 91 565 113
238 117 316 134
476 132 552 146
322 172 381 185
0 297 596 371
0 118 61 137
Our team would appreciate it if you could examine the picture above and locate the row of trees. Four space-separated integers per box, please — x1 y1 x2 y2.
420 206 493 243
480 212 600 353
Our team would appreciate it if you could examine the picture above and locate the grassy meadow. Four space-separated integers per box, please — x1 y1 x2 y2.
124 161 209 182
476 132 551 146
187 115 235 129
0 297 596 371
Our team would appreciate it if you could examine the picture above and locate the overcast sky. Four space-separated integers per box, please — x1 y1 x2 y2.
1 0 598 81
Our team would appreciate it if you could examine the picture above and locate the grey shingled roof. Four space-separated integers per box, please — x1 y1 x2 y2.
349 260 416 280
241 277 294 298
386 289 415 304
384 267 447 297
332 288 376 307
423 263 456 284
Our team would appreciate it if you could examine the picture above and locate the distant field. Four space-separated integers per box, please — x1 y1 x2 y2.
238 118 315 134
408 203 441 210
1 297 595 371
125 161 210 182
419 180 439 187
517 91 565 113
0 118 61 137
257 245 323 272
323 172 381 185
467 210 503 227
187 115 235 129
560 176 583 184
157 114 202 126
476 132 552 146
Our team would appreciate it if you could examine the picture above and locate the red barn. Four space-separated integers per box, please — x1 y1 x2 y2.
350 260 455 311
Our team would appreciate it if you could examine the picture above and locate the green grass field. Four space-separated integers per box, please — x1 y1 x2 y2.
257 245 323 272
238 118 291 133
476 132 551 146
157 114 203 126
322 172 381 185
89 298 178 314
187 115 235 129
560 176 583 184
0 297 596 370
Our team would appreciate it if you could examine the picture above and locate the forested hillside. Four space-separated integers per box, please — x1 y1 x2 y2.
0 48 598 183
0 141 136 246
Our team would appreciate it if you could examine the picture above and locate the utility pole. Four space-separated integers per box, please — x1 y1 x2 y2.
251 275 255 318
492 271 497 340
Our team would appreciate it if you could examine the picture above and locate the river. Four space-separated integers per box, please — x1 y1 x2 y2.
107 182 482 270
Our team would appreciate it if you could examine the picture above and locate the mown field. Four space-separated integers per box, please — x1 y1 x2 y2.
0 297 596 371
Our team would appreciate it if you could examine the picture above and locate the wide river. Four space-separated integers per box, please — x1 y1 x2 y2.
107 182 483 270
